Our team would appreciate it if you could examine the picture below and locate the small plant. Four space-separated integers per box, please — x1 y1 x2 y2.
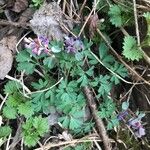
108 4 133 27
122 36 143 61
31 0 43 8
22 116 49 147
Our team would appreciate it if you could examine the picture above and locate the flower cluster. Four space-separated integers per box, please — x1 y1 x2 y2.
64 36 84 53
24 36 49 55
128 118 145 138
117 103 145 138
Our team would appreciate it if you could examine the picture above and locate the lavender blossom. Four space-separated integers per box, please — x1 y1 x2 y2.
64 36 84 53
135 126 145 138
128 118 146 138
38 35 49 47
117 110 128 121
24 36 49 55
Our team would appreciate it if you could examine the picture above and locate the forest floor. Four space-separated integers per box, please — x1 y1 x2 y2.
0 0 150 150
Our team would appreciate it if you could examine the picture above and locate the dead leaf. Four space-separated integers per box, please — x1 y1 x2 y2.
12 0 28 13
0 38 13 79
58 131 72 141
6 35 18 53
30 2 68 40
86 14 99 38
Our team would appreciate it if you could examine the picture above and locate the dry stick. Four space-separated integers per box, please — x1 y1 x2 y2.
119 68 147 102
133 0 150 65
5 75 31 94
9 122 22 150
96 28 150 86
90 50 142 85
78 0 87 16
78 0 100 37
6 134 11 150
28 77 63 95
83 86 111 150
0 94 8 111
0 19 29 28
35 136 114 150
63 0 67 13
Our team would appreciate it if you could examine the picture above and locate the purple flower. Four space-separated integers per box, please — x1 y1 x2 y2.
135 126 145 138
65 37 75 46
64 36 84 53
38 36 49 47
24 36 49 55
128 118 146 138
117 110 128 120
128 118 140 129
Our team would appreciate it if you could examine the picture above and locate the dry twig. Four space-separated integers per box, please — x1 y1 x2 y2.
83 86 112 150
133 0 150 65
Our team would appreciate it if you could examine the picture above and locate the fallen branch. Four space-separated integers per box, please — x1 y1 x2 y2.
83 86 111 150
0 19 30 28
35 134 114 150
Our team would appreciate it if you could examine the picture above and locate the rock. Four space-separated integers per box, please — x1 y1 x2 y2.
30 2 72 40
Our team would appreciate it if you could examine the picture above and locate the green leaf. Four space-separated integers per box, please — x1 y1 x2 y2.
17 62 35 74
90 79 99 87
33 116 49 136
6 93 23 107
98 98 116 118
31 92 49 113
110 62 128 85
18 102 34 118
0 126 12 138
4 81 21 94
16 50 31 62
77 74 89 86
98 108 107 118
75 52 83 61
107 117 119 130
43 56 56 69
138 112 145 119
122 101 129 110
61 93 70 101
86 66 94 76
108 5 122 27
51 46 61 53
3 106 17 119
107 121 113 130
123 36 143 61
108 5 132 27
69 117 82 130
72 110 84 118
32 0 43 7
22 116 49 147
99 43 115 66
50 40 63 53
32 79 48 90
60 116 70 128
98 75 112 96
23 134 39 147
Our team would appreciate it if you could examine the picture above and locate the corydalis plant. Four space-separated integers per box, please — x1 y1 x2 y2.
118 102 146 138
128 117 145 138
